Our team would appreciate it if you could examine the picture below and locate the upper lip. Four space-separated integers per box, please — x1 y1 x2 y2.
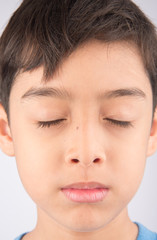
61 182 108 189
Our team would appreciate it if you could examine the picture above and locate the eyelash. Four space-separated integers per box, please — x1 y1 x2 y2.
104 118 132 128
37 119 66 128
37 118 132 129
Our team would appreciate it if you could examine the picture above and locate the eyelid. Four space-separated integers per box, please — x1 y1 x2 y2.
104 118 133 128
37 119 66 128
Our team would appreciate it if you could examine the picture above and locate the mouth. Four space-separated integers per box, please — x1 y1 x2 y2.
61 182 109 203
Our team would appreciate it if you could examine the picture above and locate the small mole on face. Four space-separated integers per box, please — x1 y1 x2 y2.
76 126 79 130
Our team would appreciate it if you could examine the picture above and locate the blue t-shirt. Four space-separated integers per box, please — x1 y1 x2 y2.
14 222 157 240
136 222 157 240
14 232 27 240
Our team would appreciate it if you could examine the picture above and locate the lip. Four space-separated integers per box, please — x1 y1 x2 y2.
61 181 108 190
61 182 109 203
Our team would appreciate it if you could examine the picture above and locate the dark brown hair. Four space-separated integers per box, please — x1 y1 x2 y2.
0 0 157 118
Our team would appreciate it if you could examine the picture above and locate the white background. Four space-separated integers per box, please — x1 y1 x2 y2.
0 0 157 239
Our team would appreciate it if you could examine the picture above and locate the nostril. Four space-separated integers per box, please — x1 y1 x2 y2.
72 159 79 163
93 158 100 163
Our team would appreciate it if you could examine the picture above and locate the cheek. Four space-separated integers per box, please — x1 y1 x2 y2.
12 126 63 202
110 125 150 201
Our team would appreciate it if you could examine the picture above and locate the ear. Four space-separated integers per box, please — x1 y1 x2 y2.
0 103 14 156
147 108 157 157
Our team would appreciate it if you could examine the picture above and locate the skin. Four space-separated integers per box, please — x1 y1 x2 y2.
0 40 157 240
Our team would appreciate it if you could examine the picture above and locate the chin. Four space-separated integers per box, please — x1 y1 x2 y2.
58 214 107 233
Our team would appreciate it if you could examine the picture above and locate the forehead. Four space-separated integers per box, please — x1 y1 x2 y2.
10 40 152 101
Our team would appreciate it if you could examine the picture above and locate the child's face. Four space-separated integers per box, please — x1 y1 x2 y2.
8 40 154 232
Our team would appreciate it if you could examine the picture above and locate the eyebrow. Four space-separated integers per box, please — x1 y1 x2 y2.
21 86 146 102
101 87 146 100
21 87 71 101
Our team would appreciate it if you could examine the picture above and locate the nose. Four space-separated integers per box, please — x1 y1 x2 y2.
65 123 106 168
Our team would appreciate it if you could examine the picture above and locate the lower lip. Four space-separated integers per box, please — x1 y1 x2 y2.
61 188 109 203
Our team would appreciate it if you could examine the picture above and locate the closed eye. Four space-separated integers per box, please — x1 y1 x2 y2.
37 119 66 128
104 118 133 128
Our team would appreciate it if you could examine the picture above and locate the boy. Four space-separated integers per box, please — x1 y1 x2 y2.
0 0 157 239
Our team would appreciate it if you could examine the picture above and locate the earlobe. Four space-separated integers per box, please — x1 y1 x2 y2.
0 103 14 156
147 108 157 157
